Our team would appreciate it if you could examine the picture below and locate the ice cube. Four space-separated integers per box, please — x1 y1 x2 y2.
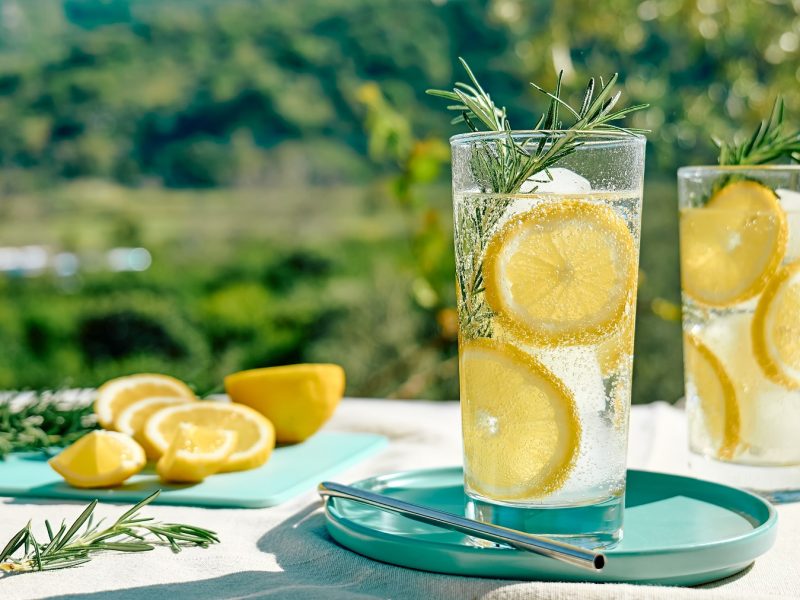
519 167 591 194
777 189 800 261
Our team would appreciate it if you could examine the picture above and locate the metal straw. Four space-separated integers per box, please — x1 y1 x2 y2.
318 481 605 571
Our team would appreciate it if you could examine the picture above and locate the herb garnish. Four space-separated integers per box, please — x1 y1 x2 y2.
0 491 218 574
715 97 800 166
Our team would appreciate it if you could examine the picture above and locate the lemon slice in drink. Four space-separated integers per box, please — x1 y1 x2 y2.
752 261 800 389
680 180 787 307
94 373 196 430
684 333 741 460
460 339 580 500
144 402 275 472
484 200 636 346
156 424 238 483
49 431 146 488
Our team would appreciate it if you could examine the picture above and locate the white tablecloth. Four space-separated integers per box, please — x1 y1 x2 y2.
2 399 798 600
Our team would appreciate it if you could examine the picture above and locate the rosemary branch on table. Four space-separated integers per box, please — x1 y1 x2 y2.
0 491 219 574
0 391 97 460
426 59 647 339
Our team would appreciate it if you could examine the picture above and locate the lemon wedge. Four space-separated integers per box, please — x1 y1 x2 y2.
116 396 196 459
684 333 741 460
680 180 787 307
49 430 146 488
94 374 195 430
752 260 800 389
224 364 345 443
144 402 275 471
484 200 636 346
156 424 237 483
460 339 580 500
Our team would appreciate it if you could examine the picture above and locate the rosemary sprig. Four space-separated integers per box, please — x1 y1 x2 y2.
0 391 97 460
426 58 647 194
0 491 219 574
427 59 646 339
715 97 800 166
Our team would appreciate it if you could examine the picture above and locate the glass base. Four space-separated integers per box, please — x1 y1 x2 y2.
689 452 800 504
464 493 624 550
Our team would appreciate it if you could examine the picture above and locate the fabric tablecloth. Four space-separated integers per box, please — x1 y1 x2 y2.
1 399 798 600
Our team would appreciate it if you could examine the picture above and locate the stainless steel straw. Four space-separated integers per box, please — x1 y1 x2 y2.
318 481 605 571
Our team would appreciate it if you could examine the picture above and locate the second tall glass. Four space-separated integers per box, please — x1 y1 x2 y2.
451 131 646 548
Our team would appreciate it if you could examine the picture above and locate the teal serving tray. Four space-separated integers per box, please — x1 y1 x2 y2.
325 467 777 586
0 431 386 508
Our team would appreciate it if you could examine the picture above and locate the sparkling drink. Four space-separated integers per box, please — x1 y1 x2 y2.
679 166 800 501
452 132 646 548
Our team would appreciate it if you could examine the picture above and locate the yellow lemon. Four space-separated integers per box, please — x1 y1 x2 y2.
224 364 345 443
752 260 800 389
144 402 275 472
115 396 196 459
49 430 146 488
683 333 741 460
680 180 787 307
460 339 580 500
597 311 636 378
484 200 636 346
94 373 195 430
156 424 238 483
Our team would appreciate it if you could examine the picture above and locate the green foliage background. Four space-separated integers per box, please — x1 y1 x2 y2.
1 0 799 401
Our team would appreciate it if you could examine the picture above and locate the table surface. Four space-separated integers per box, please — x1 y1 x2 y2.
2 399 798 600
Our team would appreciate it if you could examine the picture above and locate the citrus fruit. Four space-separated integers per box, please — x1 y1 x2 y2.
224 364 345 443
144 402 275 472
680 180 787 307
460 339 580 500
115 396 196 459
94 374 195 430
49 430 146 488
484 200 636 346
597 313 635 377
752 260 800 389
156 423 237 483
683 333 741 460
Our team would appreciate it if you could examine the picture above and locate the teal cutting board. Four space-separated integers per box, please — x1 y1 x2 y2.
0 431 387 508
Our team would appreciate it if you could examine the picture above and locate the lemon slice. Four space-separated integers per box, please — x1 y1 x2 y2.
156 423 238 483
116 396 196 459
224 364 345 443
684 333 741 459
144 402 275 472
597 312 635 377
484 200 636 346
752 260 800 389
460 339 580 500
680 180 787 307
95 374 195 430
49 430 146 488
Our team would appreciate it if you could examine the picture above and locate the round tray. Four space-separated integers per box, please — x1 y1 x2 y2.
324 467 777 586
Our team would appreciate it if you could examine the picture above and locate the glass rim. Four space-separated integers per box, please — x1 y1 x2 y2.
678 164 800 177
449 129 647 147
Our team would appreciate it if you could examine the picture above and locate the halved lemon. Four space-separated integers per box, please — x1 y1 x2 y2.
94 374 195 430
683 333 741 459
680 180 787 307
460 339 580 500
752 260 800 389
484 200 636 346
224 364 345 443
116 396 196 459
156 423 238 483
144 402 275 472
49 430 146 488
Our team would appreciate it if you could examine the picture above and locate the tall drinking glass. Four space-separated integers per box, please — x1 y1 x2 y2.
451 131 646 548
679 165 800 502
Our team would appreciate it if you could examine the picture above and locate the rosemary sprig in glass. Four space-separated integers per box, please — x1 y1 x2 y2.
427 59 647 339
0 491 218 574
715 97 800 166
0 391 97 460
